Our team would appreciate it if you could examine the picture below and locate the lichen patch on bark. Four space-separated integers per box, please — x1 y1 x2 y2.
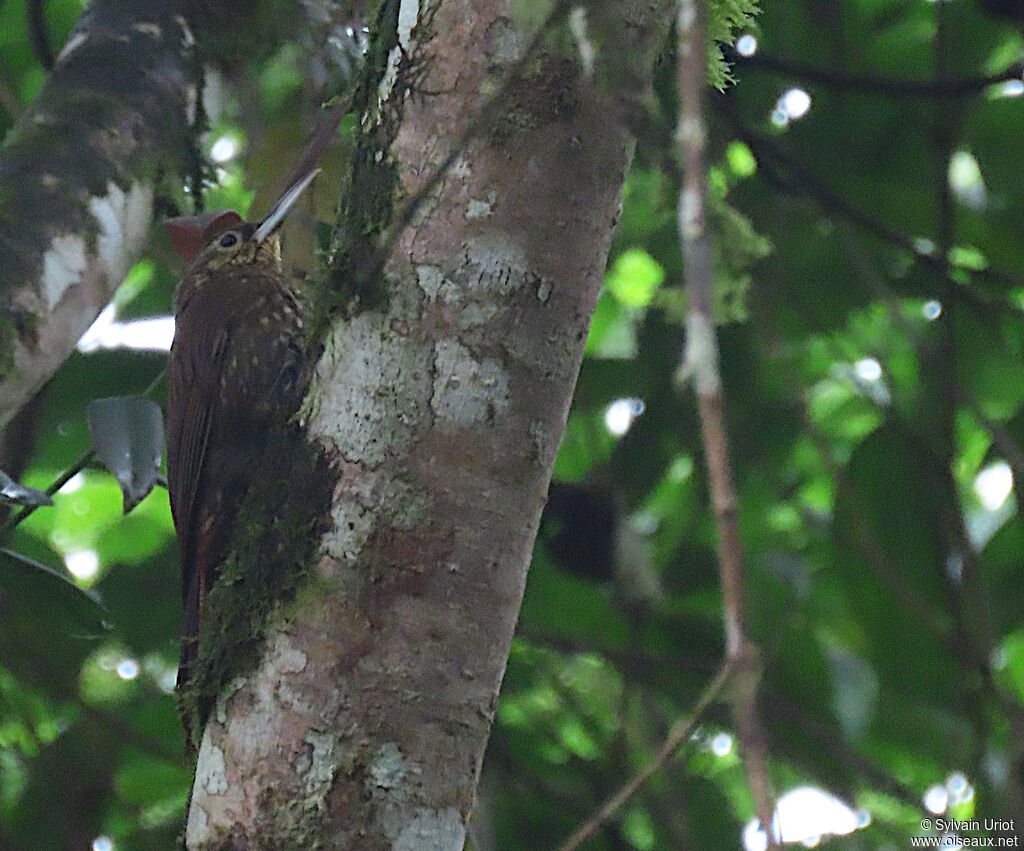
132 22 162 38
322 464 426 564
465 195 495 219
430 339 509 426
397 0 421 48
311 312 436 571
174 15 195 47
184 801 208 848
41 235 88 309
416 264 445 300
197 743 229 796
392 808 466 851
89 180 154 284
185 740 227 846
369 742 407 790
187 630 346 846
301 729 339 799
312 312 433 467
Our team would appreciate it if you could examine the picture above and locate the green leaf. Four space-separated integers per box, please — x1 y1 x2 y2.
87 397 164 514
605 249 665 309
0 548 107 635
584 292 638 359
725 140 757 178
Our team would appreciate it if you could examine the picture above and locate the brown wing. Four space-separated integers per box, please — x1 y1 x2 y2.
166 309 229 684
167 324 228 565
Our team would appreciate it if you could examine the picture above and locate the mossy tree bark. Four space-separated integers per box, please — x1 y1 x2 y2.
0 0 196 428
184 1 671 848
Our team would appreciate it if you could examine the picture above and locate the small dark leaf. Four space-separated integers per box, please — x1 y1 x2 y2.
0 468 53 507
87 396 164 513
0 547 108 634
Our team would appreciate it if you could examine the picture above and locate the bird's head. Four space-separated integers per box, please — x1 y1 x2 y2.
165 169 320 275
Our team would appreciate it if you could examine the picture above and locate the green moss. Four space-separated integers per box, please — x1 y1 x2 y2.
313 0 405 335
177 424 336 748
708 0 761 89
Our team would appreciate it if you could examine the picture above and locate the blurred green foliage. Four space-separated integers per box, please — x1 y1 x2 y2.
3 0 1024 849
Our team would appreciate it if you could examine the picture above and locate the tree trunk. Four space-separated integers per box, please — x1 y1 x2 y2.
185 1 669 847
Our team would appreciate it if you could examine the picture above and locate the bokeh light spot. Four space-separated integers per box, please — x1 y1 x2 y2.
736 34 757 57
65 550 99 581
604 398 645 436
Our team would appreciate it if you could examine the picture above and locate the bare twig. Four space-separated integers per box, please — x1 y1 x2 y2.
676 1 778 846
0 368 166 541
761 688 926 813
557 663 732 851
727 46 1024 98
713 95 1024 319
0 389 47 523
0 445 95 540
25 0 54 71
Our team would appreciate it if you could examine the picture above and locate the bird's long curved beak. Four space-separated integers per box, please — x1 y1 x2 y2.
252 168 321 244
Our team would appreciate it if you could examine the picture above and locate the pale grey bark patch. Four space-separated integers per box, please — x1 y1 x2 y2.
198 744 229 796
397 0 421 48
41 236 88 309
312 312 433 467
301 729 339 798
369 742 407 790
90 180 154 284
367 745 466 851
431 340 510 426
312 312 433 565
132 22 163 38
466 195 496 219
392 807 466 851
187 630 346 846
417 264 445 299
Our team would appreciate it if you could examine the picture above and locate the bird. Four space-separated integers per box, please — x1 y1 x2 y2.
164 170 319 706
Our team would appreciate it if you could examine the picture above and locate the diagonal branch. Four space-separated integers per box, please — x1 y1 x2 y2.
0 0 196 430
557 663 733 851
727 46 1024 98
713 93 1024 319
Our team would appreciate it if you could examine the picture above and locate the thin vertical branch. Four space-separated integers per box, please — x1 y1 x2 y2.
676 0 778 846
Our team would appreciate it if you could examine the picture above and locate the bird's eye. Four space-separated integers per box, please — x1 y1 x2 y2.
218 233 238 248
